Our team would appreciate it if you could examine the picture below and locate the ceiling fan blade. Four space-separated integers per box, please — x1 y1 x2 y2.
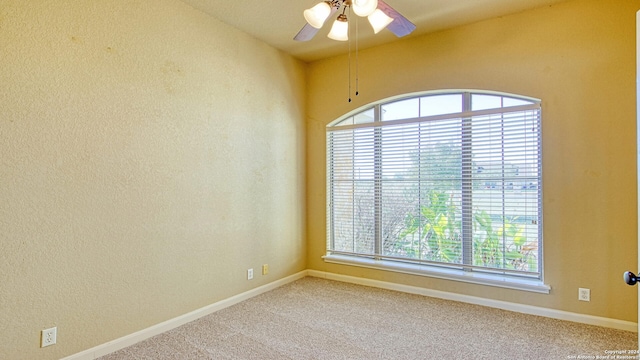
294 23 321 41
377 0 416 37
294 4 340 41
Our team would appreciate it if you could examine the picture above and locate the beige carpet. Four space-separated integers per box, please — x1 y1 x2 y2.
99 277 637 359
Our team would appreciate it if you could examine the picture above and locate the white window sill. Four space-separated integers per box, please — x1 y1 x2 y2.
322 254 551 294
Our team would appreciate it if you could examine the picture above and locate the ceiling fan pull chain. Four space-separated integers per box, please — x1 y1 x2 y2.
348 6 352 102
355 14 359 97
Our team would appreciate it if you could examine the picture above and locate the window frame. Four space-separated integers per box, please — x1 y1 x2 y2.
325 90 549 293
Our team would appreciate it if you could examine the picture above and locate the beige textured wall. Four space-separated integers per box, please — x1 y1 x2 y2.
307 0 639 322
0 1 306 359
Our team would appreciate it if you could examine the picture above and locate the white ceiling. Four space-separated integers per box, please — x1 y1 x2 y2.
179 0 567 62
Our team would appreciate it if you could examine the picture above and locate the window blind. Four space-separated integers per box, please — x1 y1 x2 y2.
327 92 542 279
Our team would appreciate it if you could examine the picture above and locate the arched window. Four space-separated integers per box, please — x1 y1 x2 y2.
326 90 546 291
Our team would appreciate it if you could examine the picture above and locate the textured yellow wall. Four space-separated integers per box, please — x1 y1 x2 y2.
0 1 306 359
307 0 639 322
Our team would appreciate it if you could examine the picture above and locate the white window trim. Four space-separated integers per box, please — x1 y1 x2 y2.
323 254 550 294
325 90 548 293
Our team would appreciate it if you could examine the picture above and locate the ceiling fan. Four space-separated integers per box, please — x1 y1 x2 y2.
294 0 416 41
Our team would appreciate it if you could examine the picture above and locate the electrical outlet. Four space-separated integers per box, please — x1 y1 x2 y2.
262 264 269 275
247 268 253 280
578 288 590 302
41 327 57 348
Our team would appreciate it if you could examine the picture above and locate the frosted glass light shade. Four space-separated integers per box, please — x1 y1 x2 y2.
327 15 349 41
352 0 378 17
368 9 393 33
304 2 331 29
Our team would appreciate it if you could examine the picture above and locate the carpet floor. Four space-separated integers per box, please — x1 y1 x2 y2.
99 277 637 359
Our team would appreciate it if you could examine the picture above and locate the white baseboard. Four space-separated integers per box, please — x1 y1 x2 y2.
64 269 637 359
61 271 307 360
307 270 638 333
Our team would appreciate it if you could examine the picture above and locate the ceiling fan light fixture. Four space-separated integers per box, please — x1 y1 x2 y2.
303 2 332 29
327 14 349 41
352 0 378 17
368 8 393 33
